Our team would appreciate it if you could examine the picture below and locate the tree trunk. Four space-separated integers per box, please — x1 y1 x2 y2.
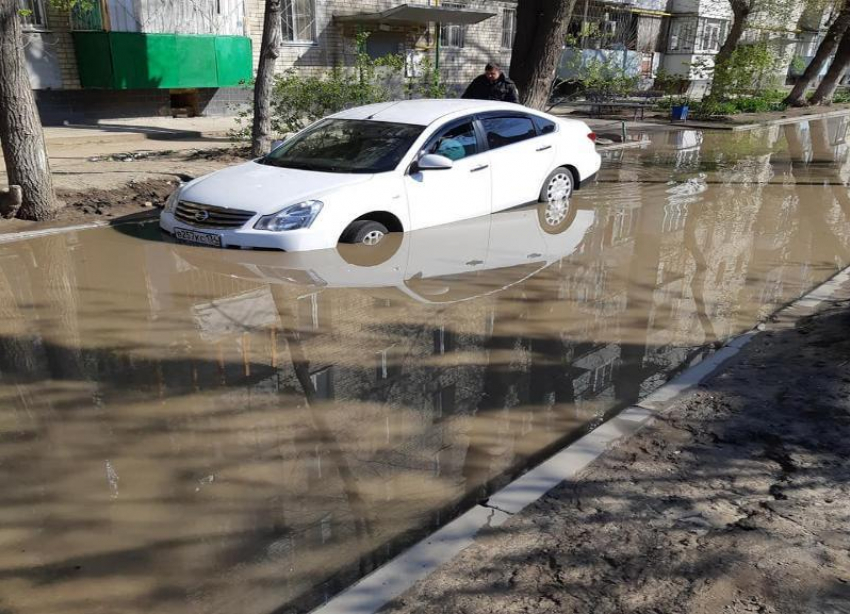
811 29 850 104
714 0 752 66
509 0 578 110
0 0 58 221
785 2 850 107
251 0 282 157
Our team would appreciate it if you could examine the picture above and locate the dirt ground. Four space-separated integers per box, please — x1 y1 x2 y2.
383 288 850 614
0 145 251 234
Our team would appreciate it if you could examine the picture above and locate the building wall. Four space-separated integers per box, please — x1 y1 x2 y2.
33 86 251 124
242 0 518 91
25 0 251 122
23 2 81 91
134 0 245 35
20 0 837 122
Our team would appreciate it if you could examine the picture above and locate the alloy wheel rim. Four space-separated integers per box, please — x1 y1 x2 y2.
547 173 572 201
544 199 569 226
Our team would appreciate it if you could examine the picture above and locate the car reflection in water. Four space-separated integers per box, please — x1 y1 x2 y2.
169 199 594 304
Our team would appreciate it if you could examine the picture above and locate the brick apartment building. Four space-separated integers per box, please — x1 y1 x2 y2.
20 0 517 124
19 0 821 124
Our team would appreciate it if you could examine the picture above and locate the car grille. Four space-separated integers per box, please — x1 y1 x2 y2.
174 201 256 229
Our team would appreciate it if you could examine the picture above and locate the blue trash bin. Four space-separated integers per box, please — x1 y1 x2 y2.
671 105 689 121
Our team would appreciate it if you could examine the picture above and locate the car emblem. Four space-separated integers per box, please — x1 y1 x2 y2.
194 210 210 222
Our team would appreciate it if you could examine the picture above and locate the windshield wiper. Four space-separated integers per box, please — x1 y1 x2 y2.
261 158 346 172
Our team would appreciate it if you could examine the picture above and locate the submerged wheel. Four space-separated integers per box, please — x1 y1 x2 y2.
340 220 388 246
539 167 574 203
536 198 577 235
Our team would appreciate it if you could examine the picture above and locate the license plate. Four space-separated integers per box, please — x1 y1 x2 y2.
174 228 223 248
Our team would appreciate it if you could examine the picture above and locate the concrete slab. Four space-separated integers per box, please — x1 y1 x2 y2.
638 346 740 410
486 406 657 515
311 505 510 614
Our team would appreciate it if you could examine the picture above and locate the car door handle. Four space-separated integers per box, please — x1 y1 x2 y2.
536 145 552 152
470 165 489 173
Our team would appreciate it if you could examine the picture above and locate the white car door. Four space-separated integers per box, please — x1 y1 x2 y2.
480 114 557 212
403 118 492 230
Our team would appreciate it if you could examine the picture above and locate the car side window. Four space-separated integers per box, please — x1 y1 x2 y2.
425 122 478 161
481 116 538 150
532 116 557 135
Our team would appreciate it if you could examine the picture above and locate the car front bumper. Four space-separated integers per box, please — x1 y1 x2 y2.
159 211 336 251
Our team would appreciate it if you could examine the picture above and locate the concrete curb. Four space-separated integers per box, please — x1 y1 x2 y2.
24 128 234 150
309 264 850 614
597 139 650 152
562 107 850 133
647 107 850 132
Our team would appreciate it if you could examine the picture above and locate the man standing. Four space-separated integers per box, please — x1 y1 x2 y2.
461 62 519 103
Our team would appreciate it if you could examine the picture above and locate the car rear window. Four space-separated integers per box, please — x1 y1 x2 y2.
481 116 537 150
532 116 557 135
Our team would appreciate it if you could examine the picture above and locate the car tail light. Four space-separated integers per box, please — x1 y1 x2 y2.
587 132 597 142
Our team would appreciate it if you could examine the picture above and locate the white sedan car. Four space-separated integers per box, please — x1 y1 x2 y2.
159 99 601 251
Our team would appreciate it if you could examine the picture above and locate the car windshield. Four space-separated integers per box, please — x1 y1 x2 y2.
261 119 425 174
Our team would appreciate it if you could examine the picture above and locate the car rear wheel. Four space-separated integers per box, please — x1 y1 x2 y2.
340 220 389 246
540 167 574 202
536 198 577 235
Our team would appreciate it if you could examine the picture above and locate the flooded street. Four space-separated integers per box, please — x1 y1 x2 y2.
2 119 850 614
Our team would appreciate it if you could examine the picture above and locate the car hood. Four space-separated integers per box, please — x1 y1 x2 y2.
180 161 374 214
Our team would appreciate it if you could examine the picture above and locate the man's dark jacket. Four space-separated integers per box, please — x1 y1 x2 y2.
461 74 519 103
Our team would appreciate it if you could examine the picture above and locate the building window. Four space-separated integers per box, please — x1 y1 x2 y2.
667 17 697 52
320 514 333 544
592 361 614 392
431 384 456 418
481 116 537 150
297 292 329 331
696 18 728 53
502 8 516 48
433 326 455 355
440 2 466 49
70 0 104 31
282 0 315 43
376 346 401 380
18 0 47 29
310 367 333 399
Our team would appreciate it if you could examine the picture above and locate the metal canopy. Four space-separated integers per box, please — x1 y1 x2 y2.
335 3 496 25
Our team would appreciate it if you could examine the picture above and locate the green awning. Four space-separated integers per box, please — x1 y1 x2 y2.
335 3 496 25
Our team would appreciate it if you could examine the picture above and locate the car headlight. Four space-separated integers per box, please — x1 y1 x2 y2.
254 200 323 232
164 187 181 213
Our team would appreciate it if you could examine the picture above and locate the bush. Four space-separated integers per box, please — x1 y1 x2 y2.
558 53 640 101
233 32 446 139
730 90 786 113
831 89 850 104
710 42 783 100
652 69 689 96
684 41 787 119
688 91 786 119
654 95 691 110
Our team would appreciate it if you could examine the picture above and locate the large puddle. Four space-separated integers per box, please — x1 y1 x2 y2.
2 119 850 614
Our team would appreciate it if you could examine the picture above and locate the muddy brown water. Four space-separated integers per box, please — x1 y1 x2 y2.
2 119 850 614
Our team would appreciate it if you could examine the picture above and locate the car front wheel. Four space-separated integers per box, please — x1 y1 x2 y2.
540 167 574 202
340 220 388 246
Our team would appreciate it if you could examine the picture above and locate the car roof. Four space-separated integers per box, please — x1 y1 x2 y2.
329 99 537 127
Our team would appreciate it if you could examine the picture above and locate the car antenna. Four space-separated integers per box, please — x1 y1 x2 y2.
366 101 401 120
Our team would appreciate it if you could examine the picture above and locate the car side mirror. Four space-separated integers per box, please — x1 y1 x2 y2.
416 153 454 171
